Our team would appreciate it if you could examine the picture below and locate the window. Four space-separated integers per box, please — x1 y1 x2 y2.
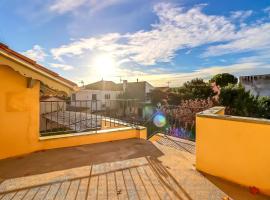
92 94 97 101
71 93 76 101
105 94 110 99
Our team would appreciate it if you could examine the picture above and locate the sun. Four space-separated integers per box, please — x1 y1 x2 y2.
93 53 116 79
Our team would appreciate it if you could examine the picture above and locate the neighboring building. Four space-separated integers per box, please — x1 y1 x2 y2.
239 74 270 97
71 80 122 111
40 96 67 115
72 79 155 118
118 80 155 120
118 80 155 103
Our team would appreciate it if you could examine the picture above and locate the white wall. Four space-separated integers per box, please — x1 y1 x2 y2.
241 79 270 97
40 97 66 114
71 90 122 110
145 82 155 102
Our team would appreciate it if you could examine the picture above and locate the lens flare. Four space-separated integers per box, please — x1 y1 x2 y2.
153 113 166 127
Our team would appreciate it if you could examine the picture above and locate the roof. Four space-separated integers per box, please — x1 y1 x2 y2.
40 96 66 101
118 81 154 87
239 74 270 78
0 43 77 91
84 80 122 91
155 86 170 92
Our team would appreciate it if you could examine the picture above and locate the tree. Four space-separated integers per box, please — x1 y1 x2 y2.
149 89 167 105
175 78 216 100
219 84 259 117
210 73 238 87
257 96 270 119
167 92 182 105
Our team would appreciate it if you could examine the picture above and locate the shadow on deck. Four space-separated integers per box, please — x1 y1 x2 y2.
0 137 269 200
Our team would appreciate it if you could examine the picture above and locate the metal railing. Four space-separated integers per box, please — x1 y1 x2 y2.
40 99 141 137
145 104 213 141
40 98 212 141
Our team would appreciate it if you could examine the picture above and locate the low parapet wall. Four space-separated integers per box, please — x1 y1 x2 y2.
196 107 270 196
0 126 147 160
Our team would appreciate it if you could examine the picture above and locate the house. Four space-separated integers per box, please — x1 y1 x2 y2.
239 74 270 96
116 80 155 120
71 80 122 111
118 80 155 103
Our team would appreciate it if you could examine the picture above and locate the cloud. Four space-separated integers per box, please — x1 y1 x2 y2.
23 45 47 62
263 6 270 17
202 23 270 57
51 2 236 65
230 10 253 21
50 63 74 70
50 0 87 14
51 33 122 61
69 60 270 87
122 62 270 87
49 0 125 14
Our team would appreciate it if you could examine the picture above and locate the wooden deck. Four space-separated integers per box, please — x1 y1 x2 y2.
0 136 268 200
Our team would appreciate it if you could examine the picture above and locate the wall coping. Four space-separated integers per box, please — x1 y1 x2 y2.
197 106 270 125
39 126 135 141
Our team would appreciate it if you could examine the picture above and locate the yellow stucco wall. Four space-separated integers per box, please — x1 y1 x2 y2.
0 66 147 160
196 110 270 196
0 66 40 158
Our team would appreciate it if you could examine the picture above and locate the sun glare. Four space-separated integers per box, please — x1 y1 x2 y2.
93 53 116 79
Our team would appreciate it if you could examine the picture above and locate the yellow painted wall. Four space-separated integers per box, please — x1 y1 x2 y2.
0 66 40 158
39 128 146 150
0 66 147 160
196 112 270 196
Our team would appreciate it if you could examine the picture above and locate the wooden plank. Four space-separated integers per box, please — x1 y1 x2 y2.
130 168 150 200
106 173 117 200
122 169 139 200
44 183 61 200
33 185 50 200
1 192 16 200
12 190 28 200
76 178 89 200
97 175 107 200
143 165 171 200
137 166 160 200
65 180 80 200
115 171 128 200
22 187 39 200
55 181 71 200
87 176 98 200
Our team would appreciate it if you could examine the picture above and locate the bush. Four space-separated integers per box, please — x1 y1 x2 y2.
257 96 270 119
219 84 260 117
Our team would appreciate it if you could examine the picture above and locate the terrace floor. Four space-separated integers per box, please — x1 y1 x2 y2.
0 135 268 200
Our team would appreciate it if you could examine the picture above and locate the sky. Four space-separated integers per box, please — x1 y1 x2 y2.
1 0 270 87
